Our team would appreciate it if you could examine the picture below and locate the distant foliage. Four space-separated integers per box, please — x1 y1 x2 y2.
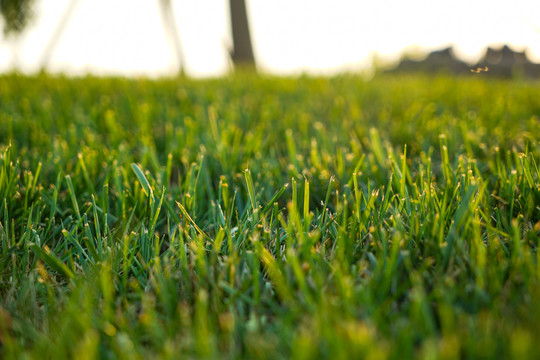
0 0 35 36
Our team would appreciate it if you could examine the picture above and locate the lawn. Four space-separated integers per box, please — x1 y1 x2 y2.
0 73 539 359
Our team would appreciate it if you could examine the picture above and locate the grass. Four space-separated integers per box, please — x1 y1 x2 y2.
0 72 539 359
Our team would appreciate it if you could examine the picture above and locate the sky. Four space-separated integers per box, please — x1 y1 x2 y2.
1 0 540 77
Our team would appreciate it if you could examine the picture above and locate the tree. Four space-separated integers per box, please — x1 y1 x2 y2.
0 0 35 36
158 0 186 75
229 0 255 68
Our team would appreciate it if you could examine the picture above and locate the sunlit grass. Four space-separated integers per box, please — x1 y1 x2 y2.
0 73 539 359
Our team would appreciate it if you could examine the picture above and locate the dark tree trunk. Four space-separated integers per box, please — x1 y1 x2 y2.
229 0 255 67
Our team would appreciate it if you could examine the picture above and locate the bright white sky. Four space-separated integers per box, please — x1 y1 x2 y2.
1 0 540 77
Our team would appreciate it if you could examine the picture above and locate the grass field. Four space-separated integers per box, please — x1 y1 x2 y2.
0 73 539 359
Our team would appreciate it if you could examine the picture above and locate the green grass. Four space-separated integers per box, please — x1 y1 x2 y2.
0 73 539 359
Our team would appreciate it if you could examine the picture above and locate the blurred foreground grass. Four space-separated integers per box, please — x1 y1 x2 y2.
0 73 539 359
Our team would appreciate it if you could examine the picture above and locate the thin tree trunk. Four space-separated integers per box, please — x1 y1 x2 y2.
158 0 185 75
38 0 80 72
229 0 255 67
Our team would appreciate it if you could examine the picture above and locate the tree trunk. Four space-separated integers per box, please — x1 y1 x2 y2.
229 0 255 67
38 0 80 72
158 0 186 75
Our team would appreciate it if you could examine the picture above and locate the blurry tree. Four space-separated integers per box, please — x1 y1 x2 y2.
39 0 78 71
229 0 255 68
0 0 35 36
158 0 185 74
